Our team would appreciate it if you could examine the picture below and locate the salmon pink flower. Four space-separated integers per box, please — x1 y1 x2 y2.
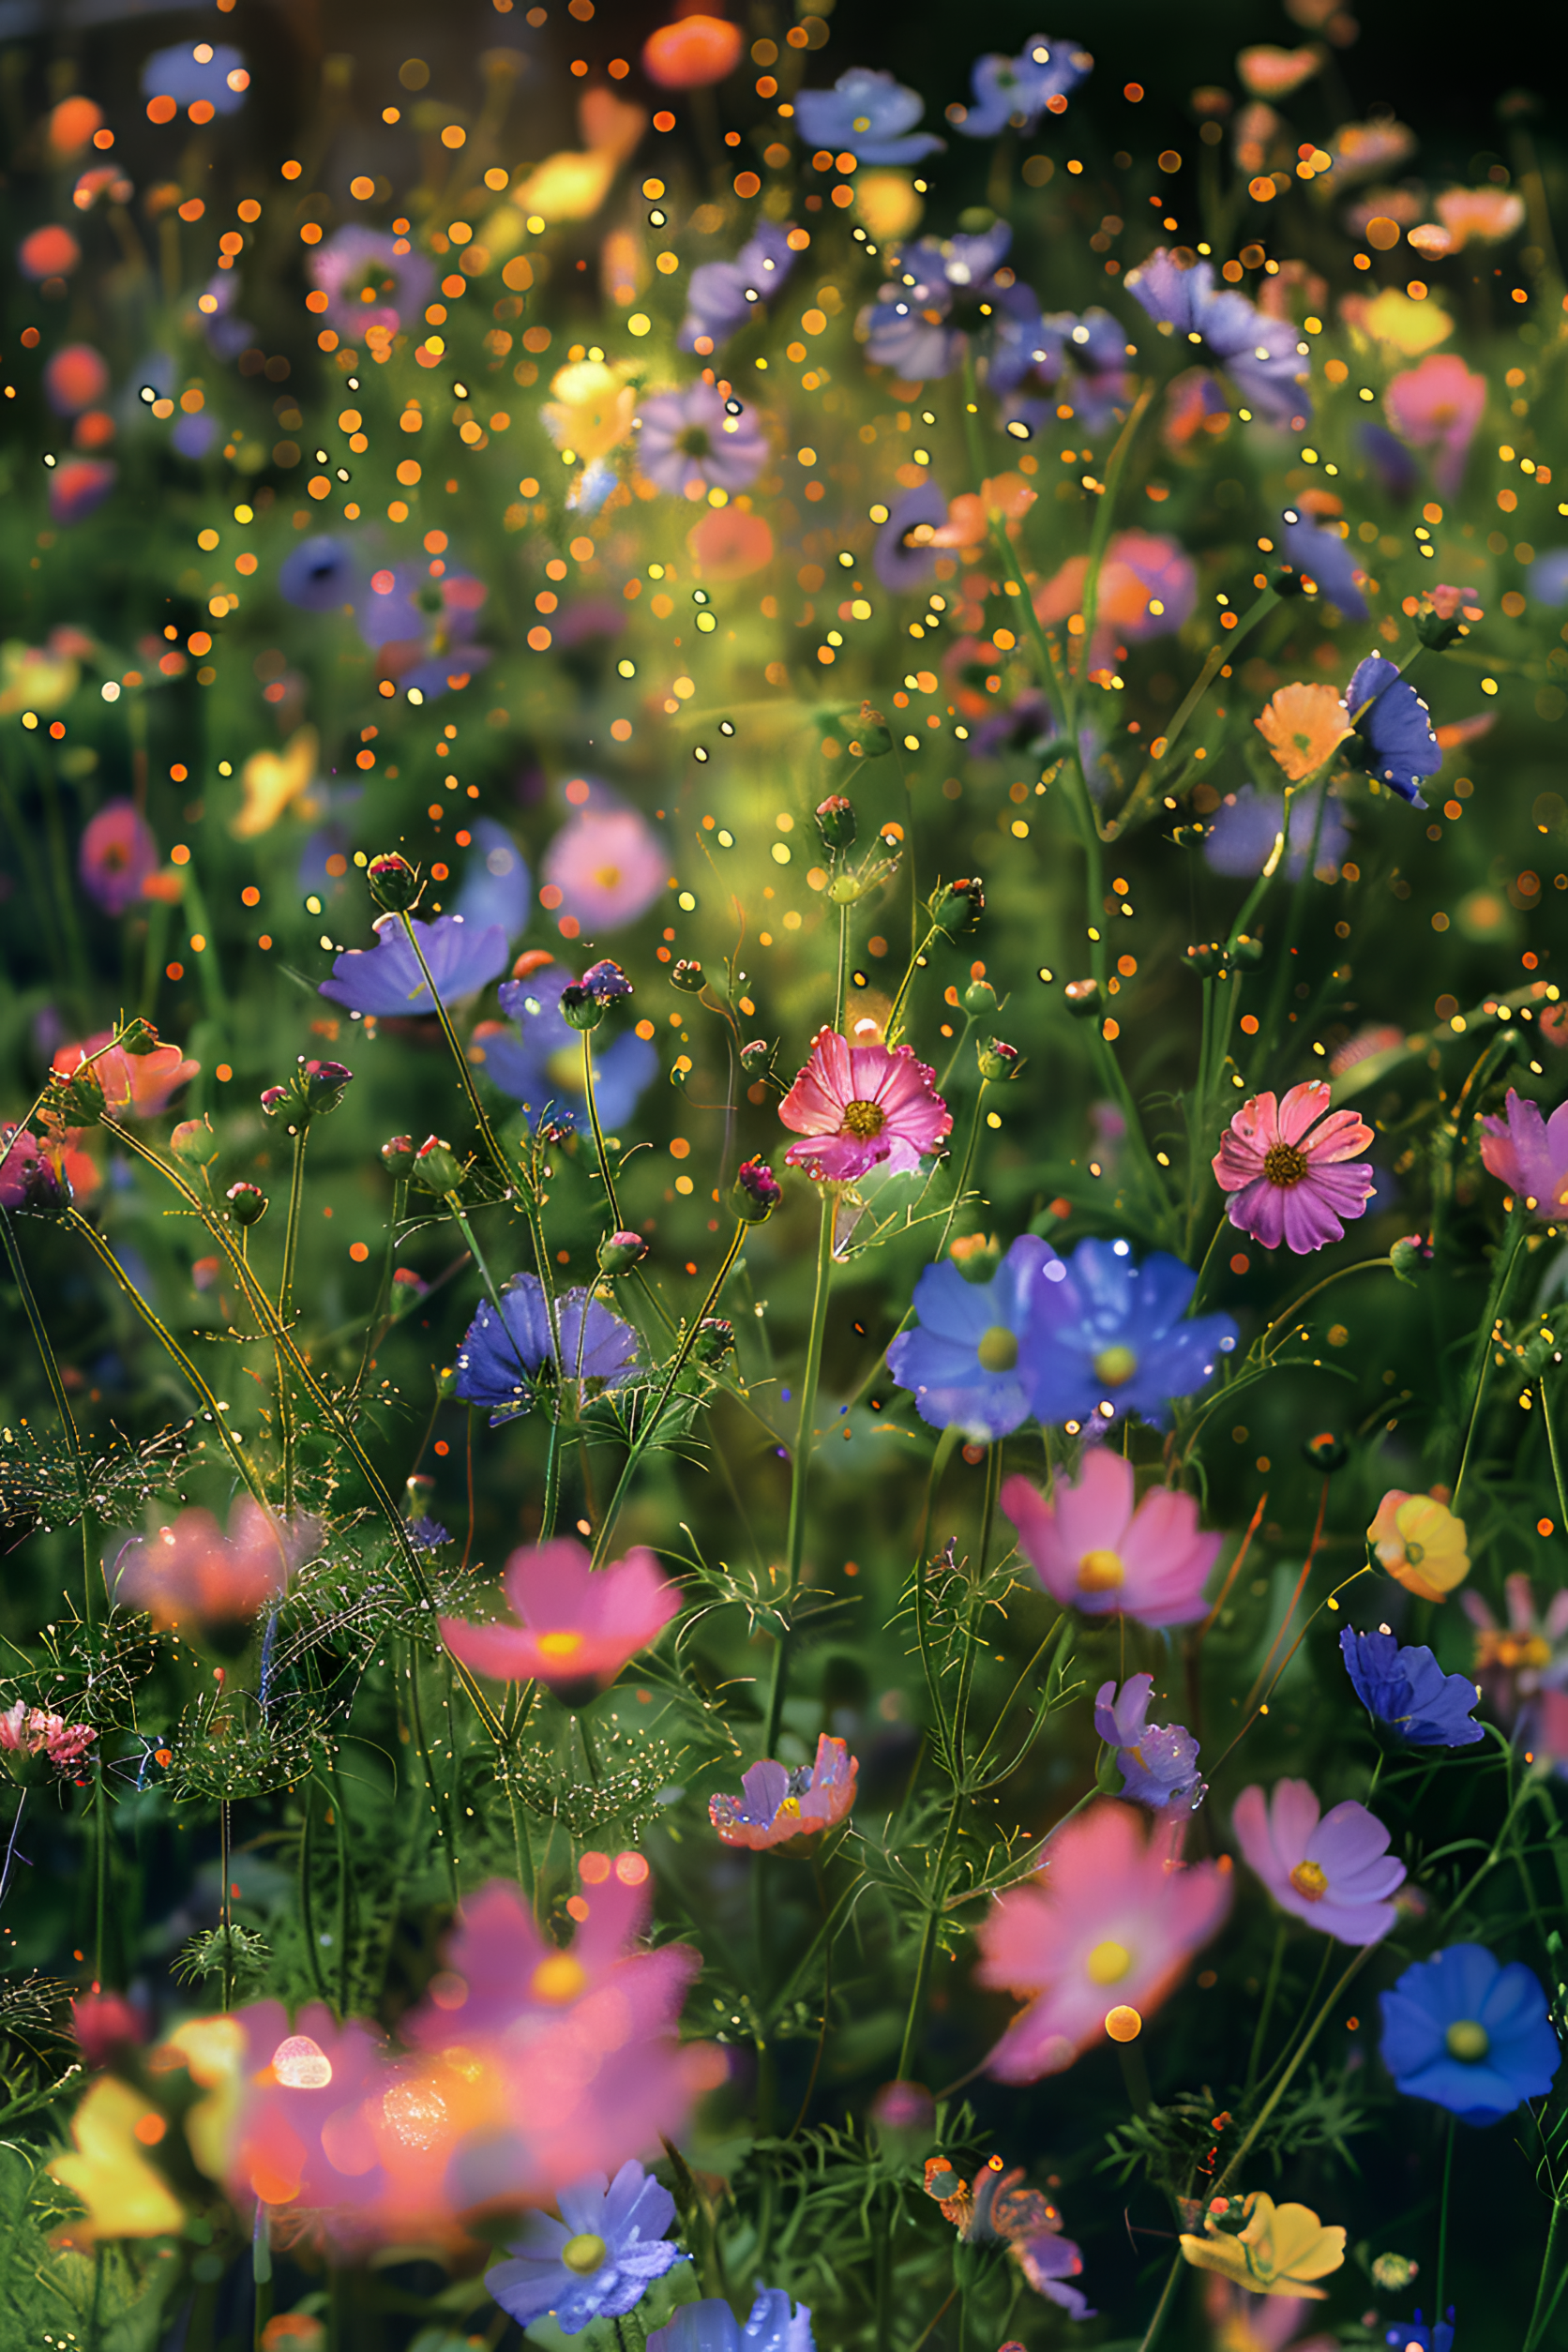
975 1800 1231 2079
710 1735 857 1849
1255 682 1350 781
1384 353 1486 498
1478 1089 1568 1218
112 1499 321 1641
641 14 744 90
1213 1081 1374 1254
79 801 158 915
1434 185 1527 247
778 1028 952 1184
53 1027 199 1120
1002 1448 1222 1629
542 804 668 931
439 1537 679 1698
1232 1780 1405 1944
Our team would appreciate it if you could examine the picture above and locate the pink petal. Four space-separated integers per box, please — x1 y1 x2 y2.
1299 1108 1373 1165
1227 1175 1286 1247
1280 1182 1345 1253
784 1132 886 1181
1275 1080 1333 1147
440 1617 539 1680
1227 1092 1283 1155
1212 1131 1268 1192
507 1537 593 1626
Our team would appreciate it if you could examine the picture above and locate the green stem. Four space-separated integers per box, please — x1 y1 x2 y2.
1244 1920 1287 2096
397 909 512 1189
1211 1946 1372 2199
1108 585 1281 842
783 1195 837 1601
883 920 942 1047
582 1028 625 1234
1133 2252 1185 2352
833 898 850 1033
1433 2109 1455 2327
1525 2198 1566 2352
1 1209 93 1623
298 1783 329 2005
1454 1211 1529 1507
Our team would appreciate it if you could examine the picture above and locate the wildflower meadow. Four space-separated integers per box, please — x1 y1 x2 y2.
4 3 1568 2347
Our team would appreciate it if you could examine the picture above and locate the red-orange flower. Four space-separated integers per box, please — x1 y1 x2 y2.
641 14 743 90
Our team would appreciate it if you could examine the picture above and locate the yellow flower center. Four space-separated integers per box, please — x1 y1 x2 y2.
1093 1344 1138 1387
1445 2018 1489 2062
840 1098 886 1140
537 1630 584 1661
1086 1938 1132 1985
1078 1548 1125 1593
1263 1142 1309 1187
530 1953 589 2004
593 864 623 890
1289 1860 1329 1902
562 2232 608 2275
976 1325 1018 1373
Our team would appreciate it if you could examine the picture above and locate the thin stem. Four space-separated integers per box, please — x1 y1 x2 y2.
397 910 512 1189
1211 1946 1372 2199
1108 586 1282 842
1244 1920 1287 2097
833 899 849 1033
783 1195 837 1600
883 921 942 1047
1 1209 93 1624
277 1125 309 1323
1454 1212 1528 1507
1525 2199 1565 2352
581 1028 625 1234
1133 2253 1185 2352
1433 2109 1455 2327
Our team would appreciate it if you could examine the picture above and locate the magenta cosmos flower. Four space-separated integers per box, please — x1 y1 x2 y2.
1232 1780 1405 1945
80 801 158 916
112 1498 321 1637
1479 1089 1568 1219
636 381 768 497
709 1733 857 1849
778 1027 952 1183
1002 1447 1221 1629
309 226 435 339
975 1800 1231 2079
440 1537 680 1699
542 806 668 931
1212 1080 1374 1253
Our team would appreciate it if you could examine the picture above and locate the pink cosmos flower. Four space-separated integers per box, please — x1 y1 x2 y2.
542 807 667 931
975 1801 1231 2080
1002 1448 1221 1629
112 1499 321 1636
79 801 158 916
1384 353 1486 499
1231 1780 1405 1945
1464 1573 1568 1726
439 1537 680 1698
1033 529 1197 671
709 1734 857 1849
1212 1081 1374 1254
778 1027 952 1184
1479 1089 1568 1219
53 1028 200 1119
0 1702 96 1771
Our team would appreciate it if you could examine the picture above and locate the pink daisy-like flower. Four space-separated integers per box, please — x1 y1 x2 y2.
112 1498 321 1638
709 1734 857 1850
1478 1089 1568 1219
542 806 668 932
777 1027 952 1184
1002 1448 1221 1630
53 1028 200 1120
975 1800 1231 2080
440 1537 680 1700
1231 1779 1405 1945
1212 1080 1374 1254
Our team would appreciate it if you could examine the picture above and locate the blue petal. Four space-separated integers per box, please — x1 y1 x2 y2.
453 818 531 942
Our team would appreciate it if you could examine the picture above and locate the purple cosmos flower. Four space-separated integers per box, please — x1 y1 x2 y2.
1479 1089 1568 1219
1125 249 1312 427
199 271 255 363
886 1234 1056 1440
1345 653 1440 807
279 535 362 612
474 965 657 1133
80 801 158 916
956 32 1093 138
1201 783 1350 881
309 226 435 339
710 1734 857 1849
1340 1625 1484 1747
679 221 799 353
874 483 947 590
792 68 942 165
1094 1676 1205 1809
1018 1236 1238 1428
637 382 767 496
1033 307 1131 436
451 818 531 942
0 1127 68 1215
486 2160 684 2332
649 2290 815 2352
543 803 668 931
1380 1943 1560 2123
454 1274 639 1423
318 912 509 1015
358 565 491 700
170 409 219 460
1280 506 1368 619
864 224 1013 380
142 43 248 113
1232 1779 1405 1944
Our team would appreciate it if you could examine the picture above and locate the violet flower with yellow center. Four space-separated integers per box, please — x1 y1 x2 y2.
710 1734 857 1850
1232 1779 1405 1944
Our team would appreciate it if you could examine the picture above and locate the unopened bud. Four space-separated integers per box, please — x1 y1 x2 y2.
559 984 603 1033
302 1059 354 1115
1183 942 1225 979
366 852 422 913
226 1181 268 1227
739 1039 769 1069
930 876 984 940
1391 1231 1432 1287
1302 1428 1350 1472
671 958 706 994
814 793 857 852
847 702 893 759
259 1086 291 1119
1232 932 1264 966
170 1116 218 1167
598 1229 649 1275
411 1135 464 1192
977 1037 1022 1080
734 1156 782 1223
962 979 999 1017
1063 977 1101 1018
692 1317 734 1364
381 1135 418 1176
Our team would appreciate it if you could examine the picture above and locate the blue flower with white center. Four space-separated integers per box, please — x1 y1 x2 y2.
1280 505 1368 619
1340 1625 1483 1747
1018 1237 1238 1429
886 1236 1056 1440
1380 1943 1560 2123
1345 653 1441 807
957 32 1093 138
649 2289 815 2352
1094 1675 1205 1809
471 965 657 1135
792 68 942 165
486 2161 684 2334
318 912 509 1016
454 1273 640 1425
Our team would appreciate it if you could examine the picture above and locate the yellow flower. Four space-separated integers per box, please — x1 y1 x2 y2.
1358 288 1453 356
542 360 637 460
155 2012 248 2183
513 149 616 224
1255 682 1349 781
1180 2191 1346 2299
48 2076 186 2243
0 641 79 717
232 726 319 839
854 171 924 242
1369 1488 1470 1601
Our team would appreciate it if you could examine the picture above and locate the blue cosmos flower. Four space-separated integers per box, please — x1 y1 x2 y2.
473 966 658 1134
1018 1237 1239 1428
1340 1625 1484 1746
957 32 1093 138
648 2289 815 2352
792 68 942 165
679 221 799 352
452 818 531 942
1124 249 1311 427
865 225 1013 379
142 42 248 113
1361 419 1421 502
279 535 361 613
887 1236 1055 1439
485 2160 683 2334
1380 1943 1560 2123
454 1274 640 1425
1530 548 1568 605
1201 783 1349 881
1094 1675 1205 1809
1280 506 1368 619
874 483 948 591
1346 653 1440 807
318 912 509 1016
1386 2311 1455 2352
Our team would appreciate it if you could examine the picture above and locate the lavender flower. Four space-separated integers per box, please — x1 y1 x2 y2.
680 222 799 352
637 382 768 496
309 226 435 339
1125 249 1311 426
1094 1676 1206 1809
792 68 942 164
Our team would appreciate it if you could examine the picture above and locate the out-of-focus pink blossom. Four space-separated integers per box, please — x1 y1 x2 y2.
79 801 158 916
778 1027 952 1184
0 1701 97 1772
1033 530 1196 671
71 1992 146 2068
112 1499 320 1636
1479 1089 1568 1219
53 1028 199 1119
710 1735 857 1849
1464 1574 1568 1728
975 1801 1231 2079
1384 353 1486 498
1434 186 1527 248
542 806 667 931
440 1538 679 1697
1002 1449 1221 1629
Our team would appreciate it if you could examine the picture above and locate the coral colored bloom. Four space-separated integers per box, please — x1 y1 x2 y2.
637 381 767 497
1237 44 1320 98
440 1538 679 1696
543 805 668 930
975 1801 1231 2079
1435 185 1526 247
319 912 508 1016
79 800 158 914
1094 1676 1205 1809
53 1027 199 1118
1232 1780 1405 1944
112 1499 320 1637
1018 1236 1238 1427
1368 1489 1470 1602
1385 353 1486 498
641 15 744 89
1180 2194 1346 2299
50 458 115 526
1478 1088 1568 1217
1380 1943 1560 2124
1213 1081 1374 1254
779 1028 951 1183
44 344 109 416
1256 682 1350 780
688 504 775 579
1003 1449 1222 1629
1340 1626 1483 1746
487 2160 685 2331
1033 530 1196 669
887 1234 1055 1439
710 1734 857 1849
19 224 82 280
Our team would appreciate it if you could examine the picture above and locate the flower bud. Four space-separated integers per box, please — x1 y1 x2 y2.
814 793 858 852
115 1018 159 1058
366 852 422 913
170 1116 218 1167
739 1039 769 1069
1183 941 1225 978
671 958 706 993
259 1086 291 1119
411 1135 464 1192
962 978 999 1017
847 701 893 759
558 984 603 1033
581 957 633 1004
692 1317 734 1364
1414 606 1466 652
226 1181 268 1227
1302 1428 1349 1473
929 877 984 940
381 1134 418 1176
826 872 867 906
303 1059 354 1115
977 1037 1022 1081
734 1156 782 1223
1063 977 1101 1018
599 1229 649 1275
1232 932 1264 967
1391 1231 1432 1287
